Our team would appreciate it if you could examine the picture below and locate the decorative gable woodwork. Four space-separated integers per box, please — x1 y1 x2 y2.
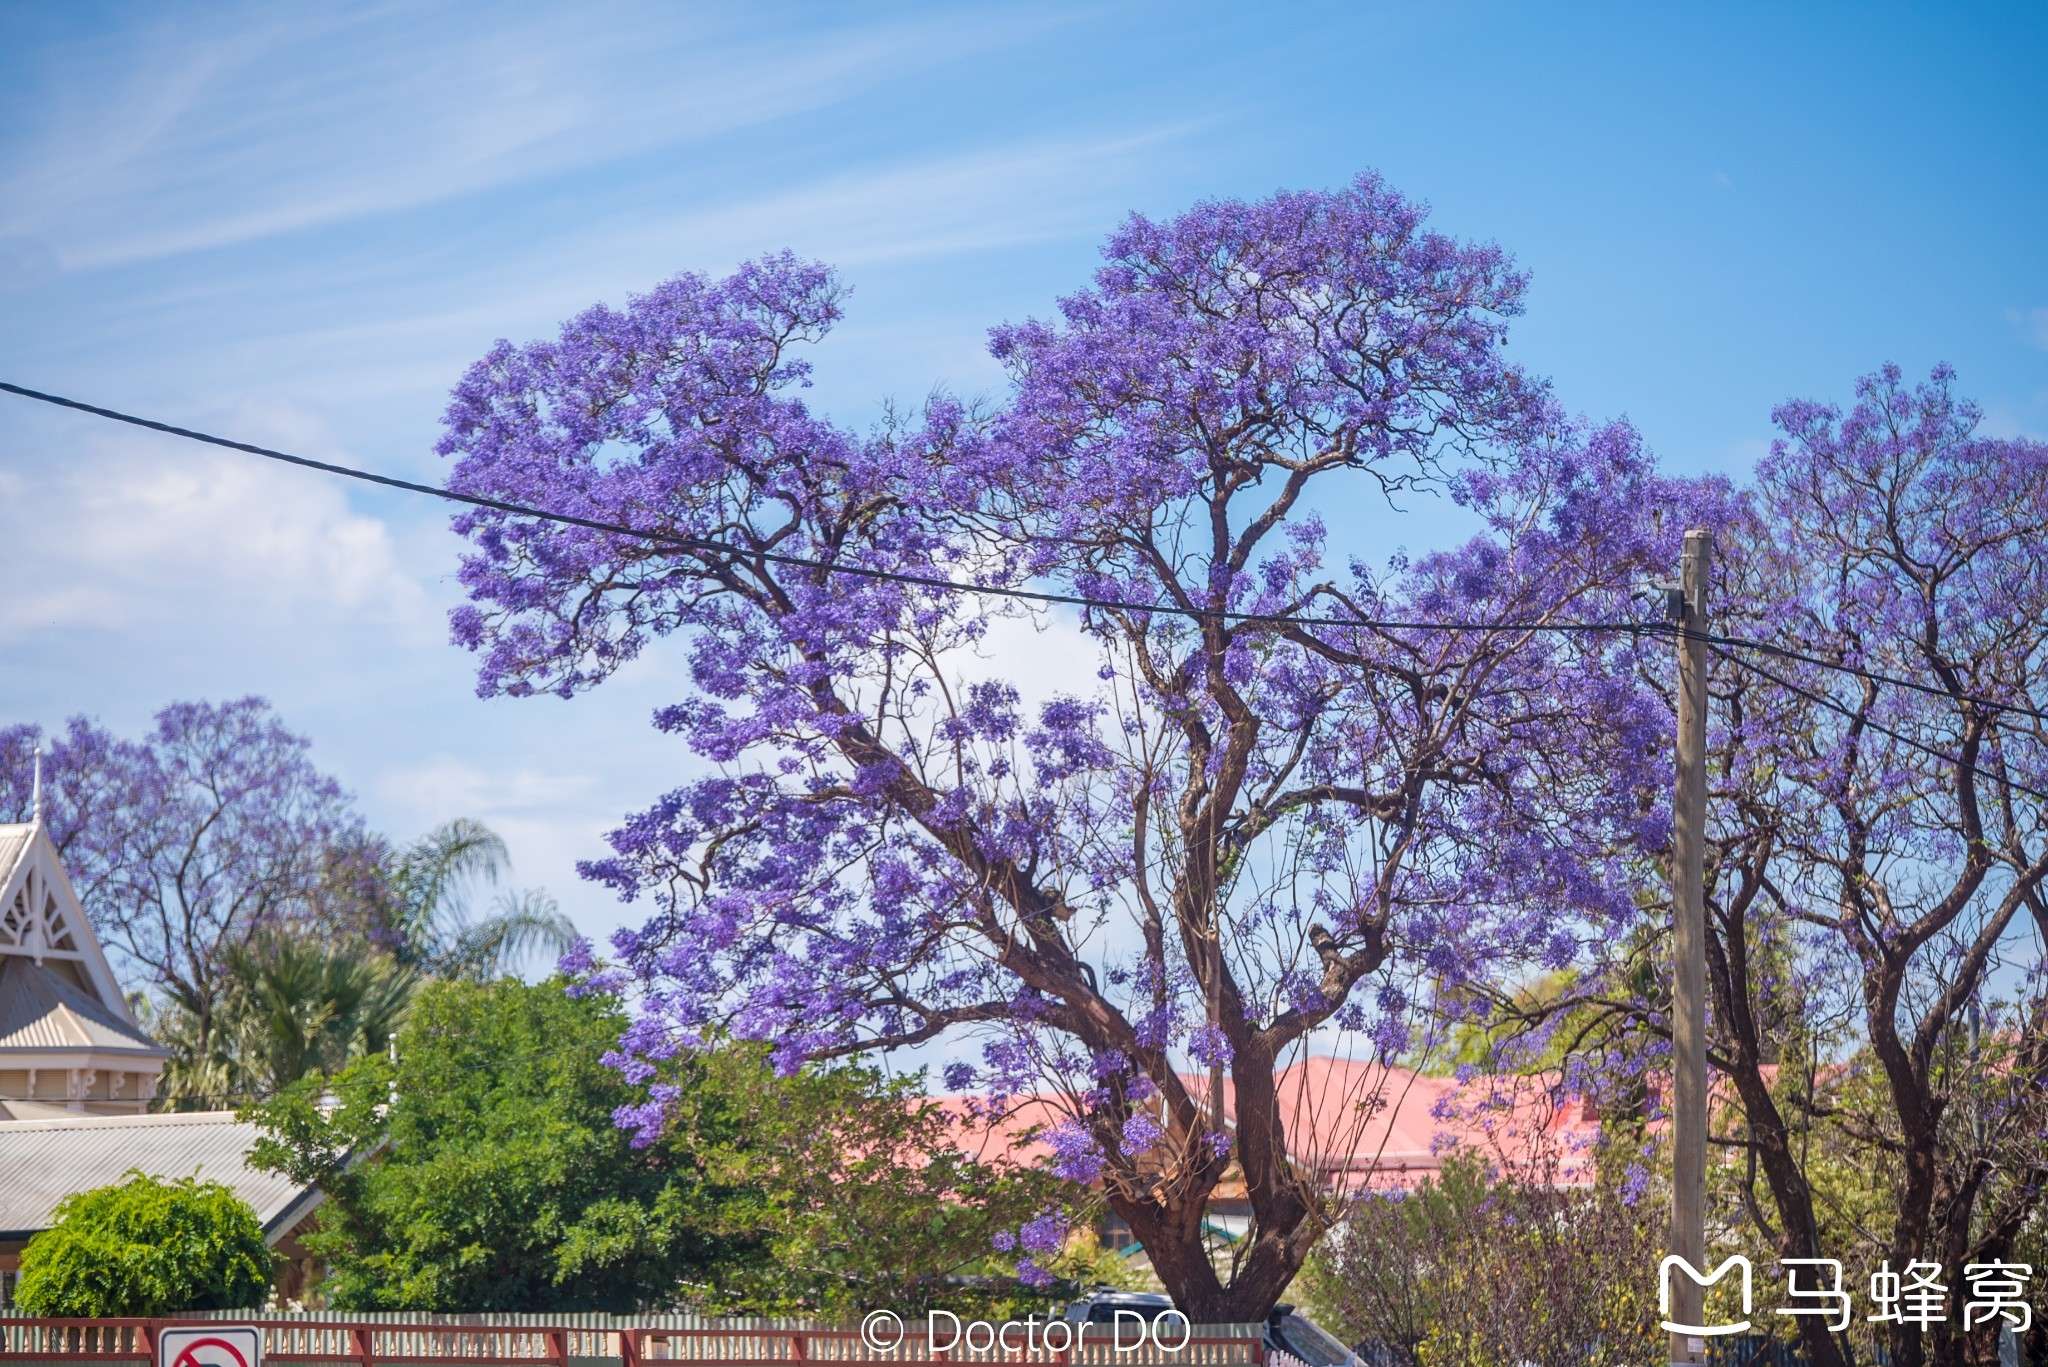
0 819 166 1115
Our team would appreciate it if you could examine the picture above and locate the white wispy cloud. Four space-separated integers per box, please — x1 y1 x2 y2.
403 123 1203 375
0 403 433 642
2018 308 2048 352
0 2 1060 273
75 122 1203 441
368 744 680 937
607 126 1202 271
372 751 606 884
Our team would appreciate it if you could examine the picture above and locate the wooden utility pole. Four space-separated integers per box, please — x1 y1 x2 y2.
1669 527 1713 1367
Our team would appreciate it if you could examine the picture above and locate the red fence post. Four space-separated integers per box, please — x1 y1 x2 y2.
619 1330 639 1367
352 1326 376 1367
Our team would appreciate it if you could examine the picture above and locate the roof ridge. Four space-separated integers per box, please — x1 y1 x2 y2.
0 1108 243 1130
46 998 93 1047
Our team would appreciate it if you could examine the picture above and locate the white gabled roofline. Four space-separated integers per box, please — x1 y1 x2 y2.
0 821 140 1026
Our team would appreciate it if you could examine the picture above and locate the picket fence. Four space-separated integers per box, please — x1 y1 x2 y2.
0 1313 1267 1367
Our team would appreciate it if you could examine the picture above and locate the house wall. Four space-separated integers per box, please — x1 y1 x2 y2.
270 1212 322 1308
0 1068 158 1114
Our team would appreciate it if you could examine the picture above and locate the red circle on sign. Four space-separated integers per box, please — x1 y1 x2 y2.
171 1338 252 1367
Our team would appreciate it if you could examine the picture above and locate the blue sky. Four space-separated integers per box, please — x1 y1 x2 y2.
1 0 2043 949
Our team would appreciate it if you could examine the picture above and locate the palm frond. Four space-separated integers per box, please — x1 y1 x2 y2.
389 819 511 950
429 887 577 981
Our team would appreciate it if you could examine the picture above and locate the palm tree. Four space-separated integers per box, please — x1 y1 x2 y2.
145 818 574 1102
370 819 576 980
222 937 416 1095
147 938 416 1104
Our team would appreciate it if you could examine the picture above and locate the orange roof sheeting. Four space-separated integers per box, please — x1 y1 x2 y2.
925 1058 1603 1193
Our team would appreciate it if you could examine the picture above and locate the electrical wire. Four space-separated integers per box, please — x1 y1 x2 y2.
0 379 1653 637
10 379 2048 727
1695 626 2048 727
1710 645 2048 807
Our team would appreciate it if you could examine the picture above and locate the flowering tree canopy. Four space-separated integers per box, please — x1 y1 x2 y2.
2 698 358 1052
439 174 1693 1317
1533 366 2048 1367
1708 367 2048 1367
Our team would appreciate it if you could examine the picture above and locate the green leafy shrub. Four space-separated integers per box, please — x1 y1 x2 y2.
249 977 1070 1314
14 1172 273 1315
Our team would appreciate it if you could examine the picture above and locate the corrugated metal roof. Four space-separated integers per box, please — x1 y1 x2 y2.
0 954 167 1055
0 1110 314 1237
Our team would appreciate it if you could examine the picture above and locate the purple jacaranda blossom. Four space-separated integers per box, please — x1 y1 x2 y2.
1561 365 2048 1367
993 1210 1070 1288
1019 1208 1069 1255
558 935 632 997
1187 1024 1234 1070
436 173 1694 1319
2 699 358 1054
1121 1112 1166 1157
1043 1119 1106 1184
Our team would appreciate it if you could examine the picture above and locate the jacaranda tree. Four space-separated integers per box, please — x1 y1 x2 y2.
437 173 1696 1317
2 699 357 1057
1497 366 2048 1367
1611 367 2048 1367
2 702 564 1083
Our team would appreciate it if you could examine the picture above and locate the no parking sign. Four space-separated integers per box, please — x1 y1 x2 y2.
158 1327 264 1367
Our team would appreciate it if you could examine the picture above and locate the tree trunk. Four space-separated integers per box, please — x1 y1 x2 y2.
1857 949 1940 1367
1107 1043 1319 1322
1705 915 1850 1367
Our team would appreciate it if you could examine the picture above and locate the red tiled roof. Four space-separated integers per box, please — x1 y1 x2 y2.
1197 1057 1599 1190
927 1058 1601 1192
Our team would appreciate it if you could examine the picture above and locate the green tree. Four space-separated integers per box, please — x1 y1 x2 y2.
150 936 417 1105
14 1173 272 1315
249 976 747 1311
144 816 573 1105
665 1047 1067 1316
1297 1154 1664 1367
249 977 1058 1313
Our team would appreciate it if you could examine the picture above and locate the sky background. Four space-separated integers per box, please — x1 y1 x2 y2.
1 1 2044 964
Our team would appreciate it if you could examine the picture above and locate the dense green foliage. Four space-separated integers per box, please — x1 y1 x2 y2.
142 814 571 1105
664 1045 1127 1315
13 1173 272 1316
249 976 747 1310
249 977 1065 1313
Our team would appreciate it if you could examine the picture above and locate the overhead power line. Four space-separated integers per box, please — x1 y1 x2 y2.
8 378 2048 729
1694 626 2048 726
1712 646 2048 807
0 380 1652 637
